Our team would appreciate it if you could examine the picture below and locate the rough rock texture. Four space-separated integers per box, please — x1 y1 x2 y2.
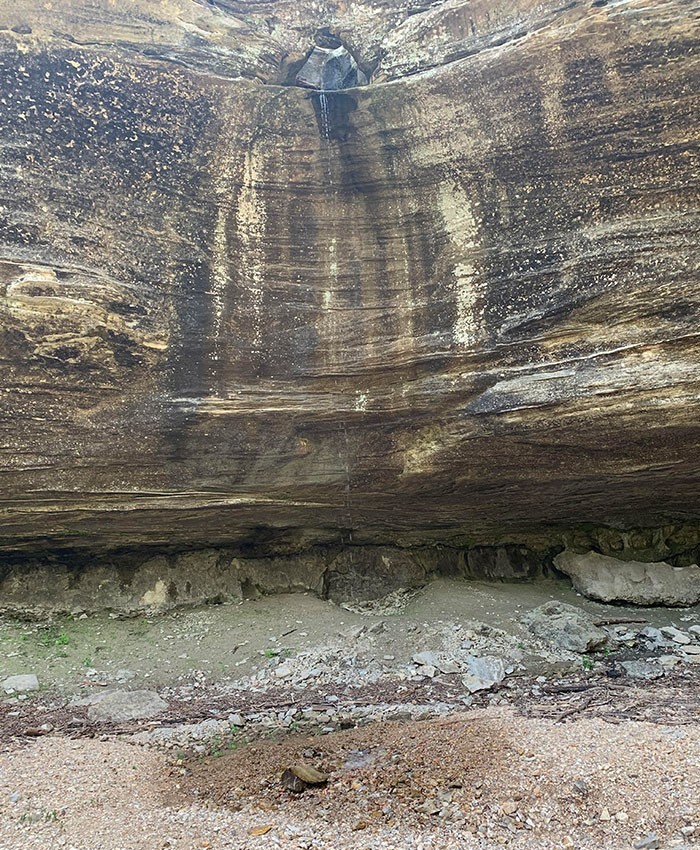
87 689 168 722
523 601 608 653
555 550 700 607
0 0 698 569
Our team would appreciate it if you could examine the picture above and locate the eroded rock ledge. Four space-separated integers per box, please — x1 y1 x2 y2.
3 522 700 615
0 0 698 581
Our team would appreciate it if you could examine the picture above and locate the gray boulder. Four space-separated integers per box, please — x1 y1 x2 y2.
524 601 608 653
554 550 700 607
87 689 168 722
295 45 368 91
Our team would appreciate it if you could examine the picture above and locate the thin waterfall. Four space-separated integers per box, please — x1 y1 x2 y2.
319 91 332 141
317 89 353 539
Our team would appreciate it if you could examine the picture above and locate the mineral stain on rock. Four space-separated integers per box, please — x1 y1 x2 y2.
0 0 698 601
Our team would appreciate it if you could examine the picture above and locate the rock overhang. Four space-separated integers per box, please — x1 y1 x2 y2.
0 0 698 563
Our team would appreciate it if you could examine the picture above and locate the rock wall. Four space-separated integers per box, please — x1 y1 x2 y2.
0 0 698 564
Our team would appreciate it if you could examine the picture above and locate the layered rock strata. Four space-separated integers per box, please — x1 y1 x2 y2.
0 0 698 584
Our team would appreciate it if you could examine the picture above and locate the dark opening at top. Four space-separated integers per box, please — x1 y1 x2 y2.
295 44 368 91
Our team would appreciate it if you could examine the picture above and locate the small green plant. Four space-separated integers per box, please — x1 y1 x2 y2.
581 656 594 671
263 648 279 658
20 809 61 824
37 626 70 648
211 734 223 757
82 656 93 667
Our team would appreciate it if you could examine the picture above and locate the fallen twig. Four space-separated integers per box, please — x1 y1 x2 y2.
554 694 597 723
593 617 648 627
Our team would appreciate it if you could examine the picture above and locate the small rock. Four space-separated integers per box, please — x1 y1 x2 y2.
600 808 612 822
633 834 660 850
290 764 327 785
228 713 245 727
679 644 700 655
688 625 700 637
660 626 691 644
115 669 135 683
249 825 273 836
572 779 590 797
417 799 441 815
2 674 39 694
501 801 518 816
436 658 461 675
621 661 664 680
87 689 167 722
616 811 629 823
281 769 307 793
419 665 437 679
461 656 506 693
274 663 293 679
413 651 439 667
639 626 666 645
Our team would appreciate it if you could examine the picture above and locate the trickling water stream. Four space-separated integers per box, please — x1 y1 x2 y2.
316 90 353 538
319 91 332 141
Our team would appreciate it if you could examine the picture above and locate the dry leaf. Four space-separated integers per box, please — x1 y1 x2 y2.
249 825 273 836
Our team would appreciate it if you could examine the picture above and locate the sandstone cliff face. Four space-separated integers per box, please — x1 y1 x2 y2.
0 0 698 558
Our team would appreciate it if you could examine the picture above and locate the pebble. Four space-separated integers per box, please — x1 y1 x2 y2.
633 834 660 849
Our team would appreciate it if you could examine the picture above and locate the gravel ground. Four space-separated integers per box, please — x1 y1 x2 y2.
1 706 699 850
2 580 700 849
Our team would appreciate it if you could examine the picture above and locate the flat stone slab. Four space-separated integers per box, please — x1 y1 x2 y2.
87 689 168 722
2 674 39 693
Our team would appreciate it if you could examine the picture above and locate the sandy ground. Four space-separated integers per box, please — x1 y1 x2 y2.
1 707 699 850
1 579 697 695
